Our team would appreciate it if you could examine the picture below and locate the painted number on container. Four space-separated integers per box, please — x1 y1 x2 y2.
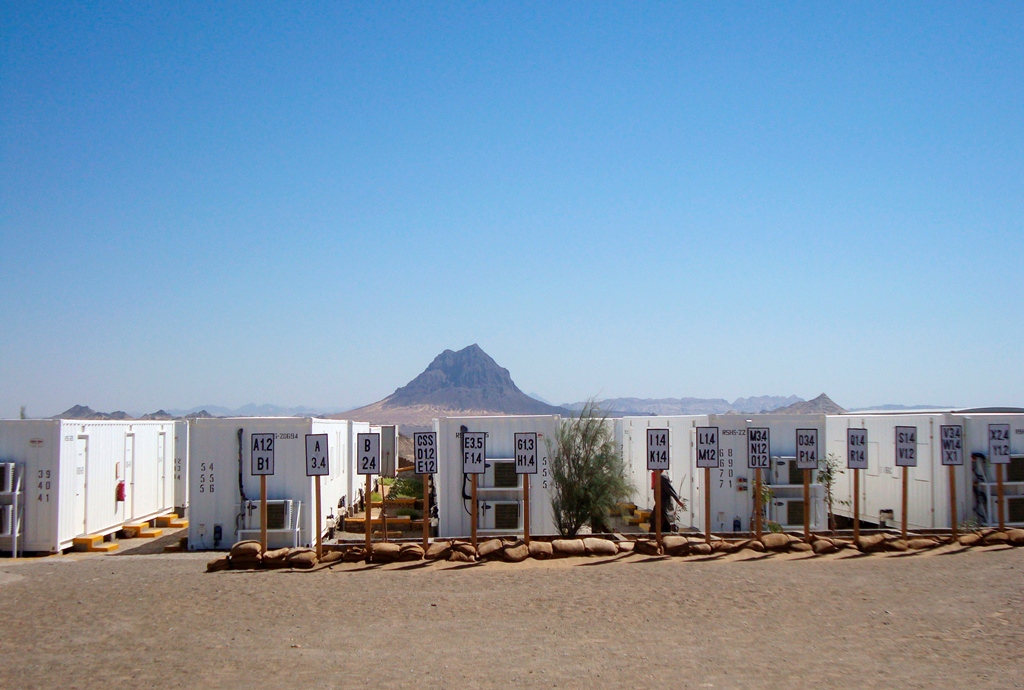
989 424 1011 465
895 426 917 467
463 431 485 475
198 462 215 493
356 433 380 475
414 432 437 475
305 433 329 477
847 428 868 470
515 432 538 475
748 428 770 469
251 433 275 475
796 429 819 470
37 469 51 502
646 428 669 471
696 427 719 469
940 425 964 466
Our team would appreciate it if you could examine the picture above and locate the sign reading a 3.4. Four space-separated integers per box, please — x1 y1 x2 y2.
747 428 770 469
305 433 329 476
796 429 819 470
251 433 275 475
356 433 380 475
647 428 669 471
515 432 538 475
463 431 485 475
413 432 437 475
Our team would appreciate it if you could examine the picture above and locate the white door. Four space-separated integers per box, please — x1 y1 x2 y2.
157 433 167 509
124 434 135 519
75 436 88 535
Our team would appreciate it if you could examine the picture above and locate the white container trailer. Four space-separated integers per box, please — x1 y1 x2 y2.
959 413 1024 528
173 419 189 516
0 419 176 553
187 417 361 550
435 415 561 539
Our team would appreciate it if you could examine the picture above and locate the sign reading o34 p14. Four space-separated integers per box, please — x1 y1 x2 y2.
356 433 380 475
696 427 719 469
747 428 770 469
847 428 868 470
515 432 538 475
463 431 486 475
305 433 329 476
413 432 437 475
251 433 275 475
646 428 669 471
940 425 964 466
895 426 917 467
989 424 1011 464
796 429 819 470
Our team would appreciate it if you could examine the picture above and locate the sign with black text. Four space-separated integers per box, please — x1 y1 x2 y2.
305 433 329 476
646 428 670 471
847 428 868 470
356 433 380 475
251 433 275 475
895 426 917 467
940 425 964 466
413 432 437 475
515 432 538 474
796 429 819 470
696 427 720 469
747 428 770 469
463 431 486 474
989 423 1011 464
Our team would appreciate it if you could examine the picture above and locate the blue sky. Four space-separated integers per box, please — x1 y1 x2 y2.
1 2 1022 417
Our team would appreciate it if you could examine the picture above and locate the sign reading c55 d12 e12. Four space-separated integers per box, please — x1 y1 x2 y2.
413 432 438 475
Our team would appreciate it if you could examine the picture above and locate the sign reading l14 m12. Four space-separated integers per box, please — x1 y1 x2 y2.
747 428 770 469
895 426 917 467
305 433 329 476
847 428 868 470
413 432 437 475
696 427 719 469
647 428 669 471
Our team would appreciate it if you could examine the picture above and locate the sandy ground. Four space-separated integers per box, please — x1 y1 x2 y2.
0 532 1022 689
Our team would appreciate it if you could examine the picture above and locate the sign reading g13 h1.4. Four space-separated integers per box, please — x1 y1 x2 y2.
515 432 538 474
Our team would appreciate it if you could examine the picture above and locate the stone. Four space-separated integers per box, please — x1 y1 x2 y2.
983 532 1009 545
206 556 230 572
616 541 634 553
689 543 712 555
503 543 530 562
885 539 909 552
477 539 505 559
552 539 586 557
789 542 813 553
760 533 791 551
907 538 937 551
856 534 887 552
662 536 689 557
582 538 618 556
1006 529 1024 545
230 540 262 559
425 541 453 560
958 533 981 546
528 541 553 559
812 540 836 554
320 550 344 564
370 543 401 563
633 540 663 556
398 545 424 561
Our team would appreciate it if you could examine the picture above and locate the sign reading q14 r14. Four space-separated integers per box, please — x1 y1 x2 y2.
847 428 868 470
940 425 964 466
696 427 720 469
515 432 538 474
251 433 275 475
747 428 770 469
646 428 669 471
796 429 819 470
895 426 917 467
463 431 486 474
305 433 329 476
413 432 437 475
356 433 380 475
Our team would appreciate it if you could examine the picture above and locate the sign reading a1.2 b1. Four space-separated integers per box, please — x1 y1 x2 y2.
847 428 868 470
895 426 917 467
696 427 719 469
413 432 437 475
356 433 380 475
251 433 275 475
989 424 1011 465
747 428 770 469
796 429 819 470
305 433 329 476
463 431 486 475
515 432 538 474
646 428 669 471
940 425 964 466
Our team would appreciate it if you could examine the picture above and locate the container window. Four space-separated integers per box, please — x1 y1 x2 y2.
494 503 519 530
788 460 802 485
786 500 805 526
266 503 287 530
493 461 518 488
1008 497 1024 524
1007 456 1024 483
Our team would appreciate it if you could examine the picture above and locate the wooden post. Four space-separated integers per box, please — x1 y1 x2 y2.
704 466 711 545
523 473 531 546
381 480 388 543
654 470 663 547
315 475 323 559
754 468 763 539
901 466 909 541
471 474 478 549
802 468 811 542
422 472 430 551
260 472 268 552
997 464 1005 532
949 464 958 540
364 474 372 552
853 468 861 542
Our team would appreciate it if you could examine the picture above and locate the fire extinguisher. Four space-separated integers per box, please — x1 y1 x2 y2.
116 480 126 502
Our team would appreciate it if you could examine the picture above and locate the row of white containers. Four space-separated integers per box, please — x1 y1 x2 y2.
0 419 178 553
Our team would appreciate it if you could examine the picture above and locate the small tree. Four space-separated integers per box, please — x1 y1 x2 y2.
817 452 849 534
548 400 632 537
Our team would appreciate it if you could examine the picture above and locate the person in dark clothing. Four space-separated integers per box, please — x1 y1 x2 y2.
652 472 687 532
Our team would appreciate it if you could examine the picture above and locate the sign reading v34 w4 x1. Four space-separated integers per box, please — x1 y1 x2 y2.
940 425 964 466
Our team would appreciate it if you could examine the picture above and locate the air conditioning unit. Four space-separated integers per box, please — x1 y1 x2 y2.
482 460 519 489
0 505 13 536
1006 496 1024 525
773 498 805 527
0 463 14 493
479 500 521 531
242 500 295 531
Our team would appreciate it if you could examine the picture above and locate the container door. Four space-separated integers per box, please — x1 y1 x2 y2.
124 434 135 519
157 432 167 508
75 436 88 535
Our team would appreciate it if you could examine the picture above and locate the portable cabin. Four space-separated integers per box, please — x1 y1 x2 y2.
0 419 176 553
959 412 1024 528
173 419 189 517
435 415 561 539
186 417 362 550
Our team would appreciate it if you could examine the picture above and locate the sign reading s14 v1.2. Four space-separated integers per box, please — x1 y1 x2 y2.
895 426 917 467
413 432 437 475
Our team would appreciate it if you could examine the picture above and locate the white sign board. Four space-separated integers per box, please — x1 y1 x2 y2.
646 428 670 471
747 428 770 469
251 433 275 475
515 432 538 474
796 429 819 470
413 432 437 475
847 428 868 470
696 427 720 469
989 423 1011 465
895 426 917 467
356 433 380 475
940 425 964 466
305 433 329 476
463 431 486 475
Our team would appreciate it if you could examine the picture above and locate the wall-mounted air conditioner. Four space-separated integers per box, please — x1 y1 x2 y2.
772 498 805 527
0 505 13 536
479 500 521 531
481 459 519 490
0 463 15 493
241 500 295 531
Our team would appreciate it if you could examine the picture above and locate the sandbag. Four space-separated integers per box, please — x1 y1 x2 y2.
230 540 262 558
1006 529 1024 545
661 535 689 557
884 539 909 552
907 538 937 551
503 543 530 562
856 534 887 552
342 547 367 562
551 539 586 557
958 533 981 547
370 543 401 563
289 551 318 569
689 543 712 555
760 533 790 551
583 538 618 557
983 532 1009 545
616 541 634 553
425 541 453 560
477 539 505 559
263 548 291 568
398 545 424 561
448 549 475 563
633 540 663 556
206 556 230 572
528 541 553 560
320 550 344 564
452 542 477 558
812 540 836 555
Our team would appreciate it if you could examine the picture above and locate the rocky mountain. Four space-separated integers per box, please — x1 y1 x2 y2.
564 394 806 417
770 393 846 414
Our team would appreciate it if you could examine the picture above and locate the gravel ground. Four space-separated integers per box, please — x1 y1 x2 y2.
0 535 1021 689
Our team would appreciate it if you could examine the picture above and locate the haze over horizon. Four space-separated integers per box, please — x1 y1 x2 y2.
2 4 1022 418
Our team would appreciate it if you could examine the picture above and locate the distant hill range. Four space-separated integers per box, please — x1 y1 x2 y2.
770 393 846 414
564 394 806 416
51 405 216 421
331 344 568 430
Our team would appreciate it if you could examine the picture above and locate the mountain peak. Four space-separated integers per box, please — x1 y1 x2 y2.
771 393 846 414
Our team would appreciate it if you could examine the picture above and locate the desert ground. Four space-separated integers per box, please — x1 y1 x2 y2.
0 532 1021 689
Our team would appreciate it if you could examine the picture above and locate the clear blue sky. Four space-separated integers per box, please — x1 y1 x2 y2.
2 2 1022 417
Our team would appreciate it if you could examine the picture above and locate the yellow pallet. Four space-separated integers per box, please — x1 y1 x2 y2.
72 535 120 553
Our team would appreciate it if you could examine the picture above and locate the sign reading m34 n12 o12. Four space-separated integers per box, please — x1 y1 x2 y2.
413 432 437 475
356 433 380 475
251 433 275 475
747 428 770 469
940 425 964 466
463 431 486 475
696 427 719 469
989 424 1011 464
895 426 917 467
847 428 868 470
646 428 669 471
305 433 329 476
515 432 538 474
796 429 819 470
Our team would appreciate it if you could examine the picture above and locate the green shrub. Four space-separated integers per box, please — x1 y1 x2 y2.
389 476 424 499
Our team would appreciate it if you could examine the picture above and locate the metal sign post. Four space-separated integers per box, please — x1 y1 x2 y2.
696 427 719 545
463 431 486 548
356 432 381 553
413 432 438 551
251 433 276 554
895 426 917 541
847 428 868 542
796 429 819 543
515 432 538 545
647 428 669 547
747 428 770 539
305 433 329 559
989 424 1011 531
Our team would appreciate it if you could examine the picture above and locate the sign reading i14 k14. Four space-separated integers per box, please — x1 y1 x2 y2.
413 432 437 475
647 428 669 471
305 433 329 476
